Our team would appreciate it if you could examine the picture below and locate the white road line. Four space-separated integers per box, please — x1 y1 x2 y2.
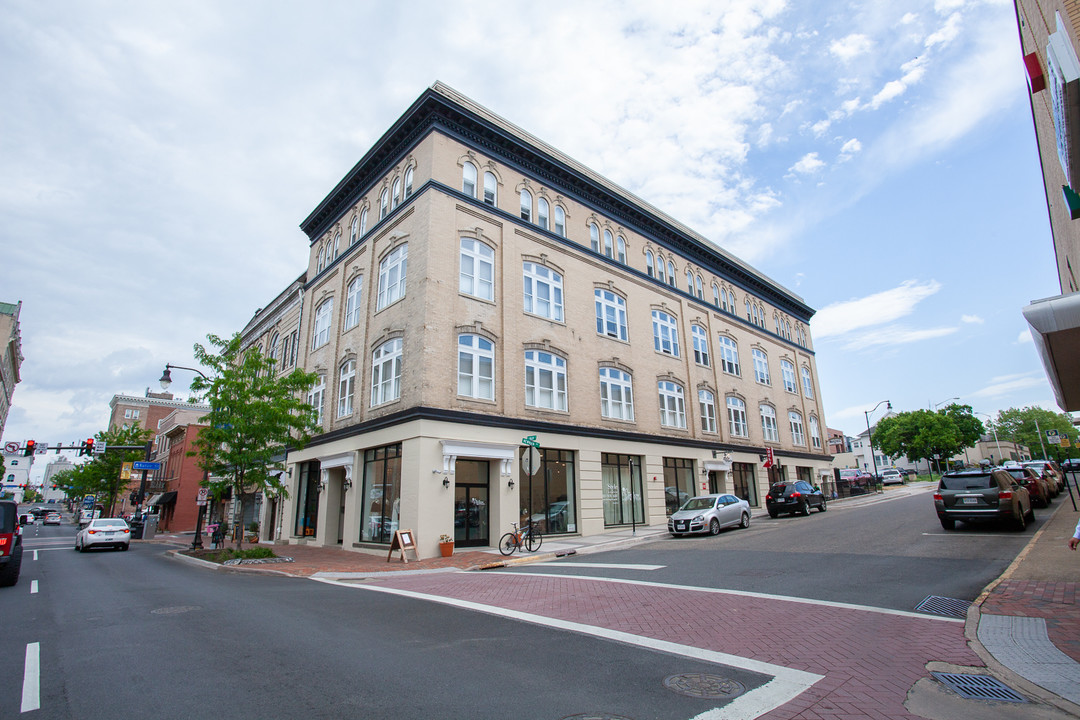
22 643 39 713
314 577 822 720
33 550 38 561
483 571 965 623
921 532 1018 537
30 580 38 594
536 562 665 570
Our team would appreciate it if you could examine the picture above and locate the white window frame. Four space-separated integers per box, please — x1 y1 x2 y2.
781 360 797 394
376 244 408 310
520 188 532 222
460 238 494 301
462 161 477 197
344 276 363 330
537 197 549 230
311 298 333 349
658 381 687 429
727 396 748 437
718 336 740 376
308 375 326 427
553 206 565 236
691 325 709 366
801 365 815 399
371 338 402 406
752 348 770 385
379 188 389 219
337 359 355 418
403 166 414 199
616 235 626 264
523 262 564 322
391 177 401 210
699 389 717 433
599 367 634 421
457 334 494 400
789 411 806 446
525 350 567 411
652 310 680 357
761 405 779 442
809 415 821 449
595 289 628 341
646 251 655 278
589 223 601 253
483 171 497 206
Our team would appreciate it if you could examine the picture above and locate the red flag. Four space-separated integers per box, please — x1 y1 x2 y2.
764 448 774 469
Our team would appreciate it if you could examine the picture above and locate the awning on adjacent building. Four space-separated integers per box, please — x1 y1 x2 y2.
145 494 163 506
151 491 177 506
1022 292 1080 411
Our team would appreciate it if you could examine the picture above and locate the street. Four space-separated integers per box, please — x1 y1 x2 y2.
1 490 1059 719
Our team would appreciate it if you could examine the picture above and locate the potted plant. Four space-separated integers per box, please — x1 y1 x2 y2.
438 534 454 557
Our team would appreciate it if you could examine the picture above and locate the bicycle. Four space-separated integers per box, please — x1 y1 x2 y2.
498 521 543 556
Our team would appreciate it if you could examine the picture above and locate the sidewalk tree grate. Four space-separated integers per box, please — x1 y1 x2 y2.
663 673 745 699
931 673 1027 703
915 595 971 618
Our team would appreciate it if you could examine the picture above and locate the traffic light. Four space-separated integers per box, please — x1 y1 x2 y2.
23 440 35 456
81 439 94 456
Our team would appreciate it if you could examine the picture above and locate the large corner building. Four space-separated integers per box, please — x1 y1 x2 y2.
245 83 832 558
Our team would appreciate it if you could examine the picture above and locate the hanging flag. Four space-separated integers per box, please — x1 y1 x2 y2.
764 447 774 469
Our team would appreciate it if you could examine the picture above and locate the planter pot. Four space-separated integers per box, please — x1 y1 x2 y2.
439 542 454 558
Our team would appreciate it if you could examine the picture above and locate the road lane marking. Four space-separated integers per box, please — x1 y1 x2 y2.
33 550 38 561
30 580 38 594
483 571 965 623
22 643 39 713
314 577 822 719
536 562 665 570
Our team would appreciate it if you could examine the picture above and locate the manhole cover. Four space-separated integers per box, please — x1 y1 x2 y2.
915 595 971 618
931 672 1027 703
151 606 201 615
663 673 746 699
560 715 634 720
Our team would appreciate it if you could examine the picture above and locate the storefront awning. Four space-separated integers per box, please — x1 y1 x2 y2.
1022 292 1080 410
151 491 177 506
146 493 163 506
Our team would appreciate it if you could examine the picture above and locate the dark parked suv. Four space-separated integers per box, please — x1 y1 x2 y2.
934 468 1034 531
766 480 827 517
1 500 23 587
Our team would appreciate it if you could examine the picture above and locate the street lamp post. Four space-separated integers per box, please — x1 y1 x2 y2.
864 400 892 492
159 363 210 550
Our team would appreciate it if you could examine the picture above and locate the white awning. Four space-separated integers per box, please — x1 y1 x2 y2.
1022 292 1080 410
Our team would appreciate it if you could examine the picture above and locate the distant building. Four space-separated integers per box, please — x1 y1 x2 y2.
826 427 850 455
1 450 33 502
0 300 23 442
41 457 74 502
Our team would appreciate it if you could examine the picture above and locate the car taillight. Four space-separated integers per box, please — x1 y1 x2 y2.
88 529 98 534
933 493 942 501
765 494 772 501
121 529 130 534
999 491 1013 500
791 492 801 499
0 535 8 547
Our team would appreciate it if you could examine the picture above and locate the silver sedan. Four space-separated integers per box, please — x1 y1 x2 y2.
668 494 751 536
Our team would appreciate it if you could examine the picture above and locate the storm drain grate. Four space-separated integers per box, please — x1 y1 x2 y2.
663 673 746 699
931 673 1027 703
915 595 971 618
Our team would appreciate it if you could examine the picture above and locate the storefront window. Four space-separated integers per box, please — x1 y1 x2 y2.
360 444 402 543
732 462 759 507
520 448 576 535
602 453 644 526
663 457 694 516
294 461 320 537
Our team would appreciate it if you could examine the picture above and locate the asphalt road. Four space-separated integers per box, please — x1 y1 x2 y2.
506 488 1042 614
3 519 771 720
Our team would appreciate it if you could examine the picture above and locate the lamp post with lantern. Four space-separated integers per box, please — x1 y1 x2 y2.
159 363 211 550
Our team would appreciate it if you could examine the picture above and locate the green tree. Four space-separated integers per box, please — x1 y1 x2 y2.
873 404 985 471
188 333 319 550
59 425 153 514
993 406 1075 458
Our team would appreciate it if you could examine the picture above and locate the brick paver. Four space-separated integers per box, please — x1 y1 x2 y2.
981 579 1080 664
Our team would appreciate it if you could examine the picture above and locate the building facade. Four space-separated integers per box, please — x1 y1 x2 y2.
264 84 831 558
0 301 23 442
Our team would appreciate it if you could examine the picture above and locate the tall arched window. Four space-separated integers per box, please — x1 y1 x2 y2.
603 229 614 258
646 251 655 278
391 177 401 210
379 188 389 219
457 334 494 400
338 359 355 418
311 298 333 349
589 223 601 253
520 188 532 222
656 255 666 284
462 162 477 197
727 397 748 437
358 208 368 238
403 166 414 199
537 197 549 230
553 206 566 236
350 216 360 246
483 172 497 206
616 235 626 264
371 338 403 406
666 261 676 286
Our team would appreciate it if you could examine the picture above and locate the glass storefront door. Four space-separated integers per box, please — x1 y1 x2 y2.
454 459 489 547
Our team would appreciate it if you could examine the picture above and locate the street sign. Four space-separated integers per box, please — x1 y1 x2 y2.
521 446 541 475
120 462 133 480
196 487 209 506
1046 429 1061 444
132 461 160 471
522 435 540 448
93 441 106 455
35 442 48 454
3 442 17 454
1061 437 1072 448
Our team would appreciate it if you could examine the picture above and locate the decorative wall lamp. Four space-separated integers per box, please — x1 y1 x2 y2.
442 476 450 488
508 478 515 490
343 478 352 491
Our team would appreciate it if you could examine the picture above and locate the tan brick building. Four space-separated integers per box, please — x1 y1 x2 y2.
0 301 23 442
259 84 831 558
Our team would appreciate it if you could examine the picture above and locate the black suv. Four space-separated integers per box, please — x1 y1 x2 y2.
0 500 23 587
766 480 827 517
934 469 1033 531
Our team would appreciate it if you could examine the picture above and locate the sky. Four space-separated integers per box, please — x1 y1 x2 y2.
0 0 1062 479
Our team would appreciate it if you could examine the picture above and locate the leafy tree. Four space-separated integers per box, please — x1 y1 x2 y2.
993 406 1076 458
23 486 42 503
873 404 985 470
188 333 319 550
53 425 153 514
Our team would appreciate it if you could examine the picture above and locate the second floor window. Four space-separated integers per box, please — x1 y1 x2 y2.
652 310 679 357
308 375 326 427
344 276 363 330
312 298 333 349
699 389 716 433
525 350 567 411
599 367 634 421
458 334 494 400
377 244 408 310
761 405 779 442
595 289 628 341
337 360 355 417
523 262 563 321
460 238 494 301
658 381 686 429
727 396 748 437
789 411 806 446
809 415 821 449
371 338 402 406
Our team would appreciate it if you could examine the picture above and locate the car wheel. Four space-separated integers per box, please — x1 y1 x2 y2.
939 517 955 530
670 533 682 538
767 510 778 519
1014 509 1027 532
818 498 828 512
739 512 750 529
1026 507 1036 524
709 518 721 535
121 543 129 551
801 500 811 516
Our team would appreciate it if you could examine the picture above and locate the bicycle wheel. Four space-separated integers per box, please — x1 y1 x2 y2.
498 532 518 556
525 529 543 553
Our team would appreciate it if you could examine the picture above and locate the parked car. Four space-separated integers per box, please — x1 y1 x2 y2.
934 468 1034 531
838 469 872 494
999 466 1051 508
19 513 33 526
75 518 131 552
668 494 751 536
0 500 23 587
44 512 61 526
1023 461 1063 495
766 480 827 517
879 468 904 485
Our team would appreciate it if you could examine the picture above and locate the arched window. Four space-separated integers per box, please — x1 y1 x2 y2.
268 333 280 370
553 206 566 236
350 216 359 247
603 229 614 258
458 334 494 400
525 350 567 411
651 310 680 357
332 232 340 262
520 189 532 222
537 197 549 230
358 208 368 238
311 298 333 349
712 283 720 308
377 244 408 310
686 269 694 293
523 262 563 321
379 188 389 219
344 276 363 330
646 251 655 278
694 275 703 300
727 397 748 437
316 242 324 273
809 416 821 449
595 289 628 341
752 348 770 385
589 223 601 253
616 235 626 264
460 238 494 301
391 177 401 210
308 375 326 427
656 255 666 284
691 325 709 366
403 166 414 199
718 336 740 376
371 338 403 406
338 359 355 417
666 261 676 286
789 411 806 446
699 390 717 433
462 162 477 197
483 172 497 206
599 367 634 421
781 360 797 393
801 366 815 399
658 381 686 429
760 405 779 442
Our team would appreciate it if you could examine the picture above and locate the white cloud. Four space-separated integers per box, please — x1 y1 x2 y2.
829 34 873 61
1017 329 1033 344
926 12 963 49
790 152 825 174
961 314 984 324
836 325 958 351
970 373 1048 398
812 280 943 338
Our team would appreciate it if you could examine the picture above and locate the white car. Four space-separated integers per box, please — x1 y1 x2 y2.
75 518 131 552
880 469 904 485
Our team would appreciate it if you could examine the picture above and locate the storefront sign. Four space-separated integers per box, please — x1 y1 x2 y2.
1047 15 1080 186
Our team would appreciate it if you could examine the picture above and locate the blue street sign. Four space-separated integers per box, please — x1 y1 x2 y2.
132 461 161 471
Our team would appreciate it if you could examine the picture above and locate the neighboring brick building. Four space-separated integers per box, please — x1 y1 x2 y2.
255 83 832 559
0 300 23 442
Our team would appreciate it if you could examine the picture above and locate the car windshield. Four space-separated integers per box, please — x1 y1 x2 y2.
940 474 994 490
92 520 128 528
680 497 716 511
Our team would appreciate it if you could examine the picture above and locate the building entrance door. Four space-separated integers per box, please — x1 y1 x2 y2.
454 459 489 547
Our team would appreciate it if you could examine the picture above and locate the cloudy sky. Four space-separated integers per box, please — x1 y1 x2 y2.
1 0 1059 474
